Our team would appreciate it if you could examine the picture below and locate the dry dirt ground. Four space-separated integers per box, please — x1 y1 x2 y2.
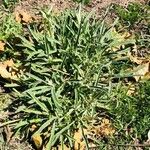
14 0 146 16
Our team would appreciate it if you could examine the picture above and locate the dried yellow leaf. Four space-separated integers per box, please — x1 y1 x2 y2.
57 144 70 150
101 118 110 125
141 72 150 81
15 11 21 23
0 41 5 52
108 28 134 52
73 129 87 150
121 31 132 39
4 59 14 67
15 10 32 23
87 118 115 138
128 51 147 65
21 11 32 23
30 124 37 132
0 63 12 79
0 59 20 80
102 128 114 136
100 119 115 136
127 84 136 96
133 62 150 82
32 133 43 149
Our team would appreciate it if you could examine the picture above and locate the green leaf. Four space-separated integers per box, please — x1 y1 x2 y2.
4 83 20 87
51 86 62 109
33 117 56 135
52 122 74 146
46 121 56 150
23 109 48 115
15 120 28 129
17 35 35 51
29 94 49 113
23 85 52 95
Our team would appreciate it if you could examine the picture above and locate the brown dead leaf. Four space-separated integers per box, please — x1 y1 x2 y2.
15 10 32 23
133 62 150 82
0 41 5 52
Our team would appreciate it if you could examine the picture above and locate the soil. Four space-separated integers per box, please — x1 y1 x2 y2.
14 0 146 17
